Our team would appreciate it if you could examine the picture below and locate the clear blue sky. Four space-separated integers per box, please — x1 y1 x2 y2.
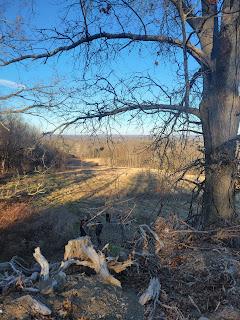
0 0 199 135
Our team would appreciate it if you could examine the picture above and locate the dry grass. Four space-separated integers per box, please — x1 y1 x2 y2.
0 202 32 230
0 158 196 260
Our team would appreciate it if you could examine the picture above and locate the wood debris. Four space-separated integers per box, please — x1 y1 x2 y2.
33 247 49 280
62 236 132 287
15 295 52 316
139 277 161 305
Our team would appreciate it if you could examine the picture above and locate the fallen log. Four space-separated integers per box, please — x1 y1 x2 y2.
0 236 133 294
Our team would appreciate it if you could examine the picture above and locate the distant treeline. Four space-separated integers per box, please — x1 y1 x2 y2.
0 116 67 175
66 135 202 173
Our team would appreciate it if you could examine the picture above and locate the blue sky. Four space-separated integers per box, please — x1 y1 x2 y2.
0 0 200 135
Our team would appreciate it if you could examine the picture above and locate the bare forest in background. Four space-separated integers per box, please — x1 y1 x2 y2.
66 135 203 173
0 116 67 175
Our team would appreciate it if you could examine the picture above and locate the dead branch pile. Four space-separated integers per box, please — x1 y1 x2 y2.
0 236 133 297
1 220 240 320
126 215 240 319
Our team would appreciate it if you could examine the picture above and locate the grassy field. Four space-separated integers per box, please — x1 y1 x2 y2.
0 157 200 261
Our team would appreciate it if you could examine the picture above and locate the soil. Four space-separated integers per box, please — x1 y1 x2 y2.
0 274 143 320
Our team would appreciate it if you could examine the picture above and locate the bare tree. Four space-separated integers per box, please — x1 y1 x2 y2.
0 0 239 227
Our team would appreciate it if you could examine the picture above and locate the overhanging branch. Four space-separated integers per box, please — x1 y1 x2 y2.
55 102 200 132
0 32 210 68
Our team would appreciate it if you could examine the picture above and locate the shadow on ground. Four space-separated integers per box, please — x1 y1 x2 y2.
0 165 191 261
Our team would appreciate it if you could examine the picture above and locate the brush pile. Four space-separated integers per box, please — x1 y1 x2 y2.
128 215 240 319
1 218 240 320
0 236 143 320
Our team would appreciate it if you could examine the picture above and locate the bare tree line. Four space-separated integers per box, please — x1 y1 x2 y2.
68 135 202 172
0 116 67 175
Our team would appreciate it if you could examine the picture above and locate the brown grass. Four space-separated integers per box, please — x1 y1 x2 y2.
0 158 195 260
0 202 32 230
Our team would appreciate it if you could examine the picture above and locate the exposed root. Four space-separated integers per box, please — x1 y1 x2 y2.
62 237 123 287
0 236 133 295
33 247 49 280
139 277 161 305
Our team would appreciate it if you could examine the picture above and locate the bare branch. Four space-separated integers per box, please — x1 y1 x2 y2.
170 0 202 31
0 89 25 100
121 0 147 35
0 32 211 67
55 102 200 132
179 1 190 107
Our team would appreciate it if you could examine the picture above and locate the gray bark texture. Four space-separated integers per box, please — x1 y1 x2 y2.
200 0 240 226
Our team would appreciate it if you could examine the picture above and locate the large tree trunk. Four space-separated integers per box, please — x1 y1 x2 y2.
199 0 240 227
202 126 237 226
201 90 239 226
200 73 239 226
201 88 238 226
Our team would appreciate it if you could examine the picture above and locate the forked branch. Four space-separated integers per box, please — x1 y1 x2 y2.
54 102 200 132
1 32 210 68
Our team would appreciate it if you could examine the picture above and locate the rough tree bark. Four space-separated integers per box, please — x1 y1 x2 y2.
199 0 240 226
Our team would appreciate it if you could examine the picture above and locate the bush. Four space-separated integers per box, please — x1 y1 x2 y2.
0 115 66 174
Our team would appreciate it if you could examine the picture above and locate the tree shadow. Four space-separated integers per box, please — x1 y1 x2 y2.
0 168 192 262
66 158 100 168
